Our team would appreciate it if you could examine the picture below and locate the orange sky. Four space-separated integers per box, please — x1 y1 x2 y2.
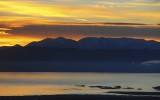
0 0 160 46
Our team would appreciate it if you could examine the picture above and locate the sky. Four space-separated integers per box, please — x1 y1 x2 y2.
0 0 160 46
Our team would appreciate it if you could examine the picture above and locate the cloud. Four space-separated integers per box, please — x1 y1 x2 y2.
0 0 160 27
5 24 160 41
138 0 160 3
96 1 160 7
142 60 160 65
0 24 160 46
0 28 12 35
128 2 160 7
0 1 71 18
75 18 89 22
0 31 10 36
153 0 160 3
0 0 160 46
0 28 12 31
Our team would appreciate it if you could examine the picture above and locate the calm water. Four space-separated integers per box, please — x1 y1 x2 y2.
0 72 160 96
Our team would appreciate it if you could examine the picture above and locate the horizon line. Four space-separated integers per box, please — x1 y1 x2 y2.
1 22 160 28
0 37 159 47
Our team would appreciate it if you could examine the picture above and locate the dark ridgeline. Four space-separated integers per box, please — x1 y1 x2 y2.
0 37 160 72
27 37 160 49
27 37 78 48
0 95 160 100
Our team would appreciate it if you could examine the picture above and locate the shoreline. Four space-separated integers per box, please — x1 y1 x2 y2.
0 94 160 100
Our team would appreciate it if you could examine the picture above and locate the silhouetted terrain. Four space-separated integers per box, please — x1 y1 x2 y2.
27 37 160 49
0 37 160 72
0 95 160 100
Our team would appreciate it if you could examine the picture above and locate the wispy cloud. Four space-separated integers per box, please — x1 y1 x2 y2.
142 60 160 65
0 28 12 31
0 31 10 36
0 28 12 36
95 1 160 8
0 0 160 27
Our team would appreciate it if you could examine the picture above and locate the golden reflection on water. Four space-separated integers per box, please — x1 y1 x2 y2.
0 85 103 96
0 73 108 96
0 85 73 96
0 72 110 80
0 72 160 96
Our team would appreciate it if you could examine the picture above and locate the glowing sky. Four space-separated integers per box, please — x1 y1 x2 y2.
0 0 160 46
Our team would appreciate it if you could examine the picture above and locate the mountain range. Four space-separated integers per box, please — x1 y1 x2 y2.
26 37 160 49
0 37 160 72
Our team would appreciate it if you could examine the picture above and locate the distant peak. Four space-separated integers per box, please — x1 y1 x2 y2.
56 37 66 39
13 44 22 48
42 38 53 41
55 37 73 41
42 37 68 41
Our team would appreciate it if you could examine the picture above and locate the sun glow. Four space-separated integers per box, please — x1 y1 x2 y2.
0 36 41 46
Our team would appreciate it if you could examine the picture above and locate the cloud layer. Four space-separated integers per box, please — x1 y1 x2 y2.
0 0 160 46
0 0 160 27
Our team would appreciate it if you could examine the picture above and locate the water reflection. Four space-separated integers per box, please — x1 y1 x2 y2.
0 72 160 96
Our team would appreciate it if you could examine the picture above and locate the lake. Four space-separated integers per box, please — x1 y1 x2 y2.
0 72 159 96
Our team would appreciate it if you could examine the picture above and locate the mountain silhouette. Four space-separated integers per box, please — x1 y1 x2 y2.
27 37 78 48
26 37 160 49
0 37 160 72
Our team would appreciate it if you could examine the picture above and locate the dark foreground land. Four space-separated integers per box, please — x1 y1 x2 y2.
0 95 160 100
